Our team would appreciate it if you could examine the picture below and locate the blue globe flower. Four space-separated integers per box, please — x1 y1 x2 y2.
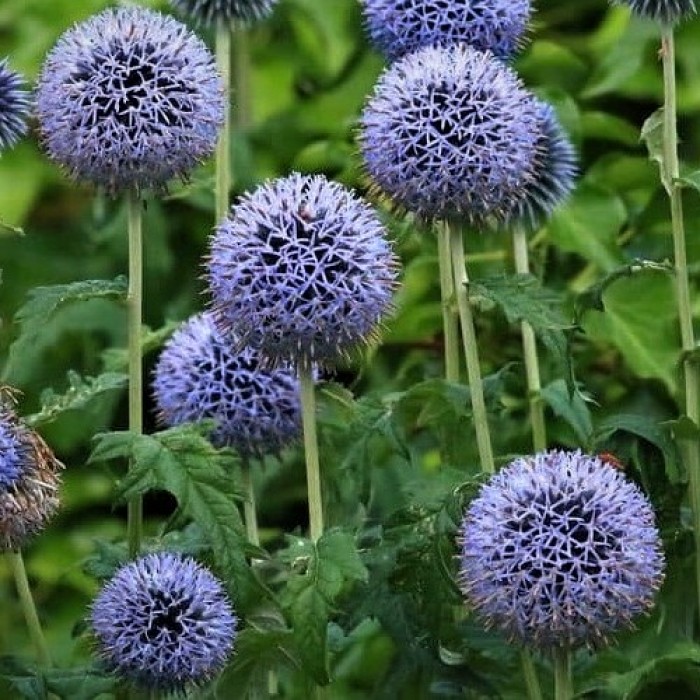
360 43 540 225
459 450 665 650
0 59 30 152
153 312 301 457
612 0 696 24
170 0 280 26
362 0 531 62
503 100 577 231
207 173 400 369
36 7 224 195
91 552 236 692
0 402 63 551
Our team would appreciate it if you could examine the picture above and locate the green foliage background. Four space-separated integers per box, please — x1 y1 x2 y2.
1 0 700 697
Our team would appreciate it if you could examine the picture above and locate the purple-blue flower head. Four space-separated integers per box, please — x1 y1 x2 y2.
0 403 63 551
91 552 236 692
153 312 301 457
362 0 531 62
612 0 696 24
170 0 280 26
503 100 577 232
360 43 540 225
36 7 224 195
207 173 400 369
459 450 665 650
0 59 30 152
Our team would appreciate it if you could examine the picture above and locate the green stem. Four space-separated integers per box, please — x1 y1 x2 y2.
241 461 260 547
512 227 547 453
127 190 143 559
449 223 495 474
7 550 51 667
437 221 460 383
661 28 700 620
553 648 572 700
232 26 251 133
215 20 232 223
299 364 323 541
520 649 543 700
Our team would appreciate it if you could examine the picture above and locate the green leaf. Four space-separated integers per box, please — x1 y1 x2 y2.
0 657 46 700
541 379 594 446
44 667 117 700
101 320 179 372
641 108 670 194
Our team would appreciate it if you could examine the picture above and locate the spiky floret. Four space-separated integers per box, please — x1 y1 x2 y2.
207 173 400 369
502 100 577 231
170 0 280 26
362 0 531 62
0 400 64 551
91 552 236 692
0 59 30 151
152 312 301 457
36 7 224 195
612 0 696 24
458 450 665 650
359 43 540 225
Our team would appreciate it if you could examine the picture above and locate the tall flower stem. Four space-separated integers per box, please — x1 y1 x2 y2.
520 651 543 700
512 226 547 452
6 550 51 667
299 365 323 541
661 28 700 617
215 20 232 223
240 459 260 547
449 222 495 474
127 189 143 559
438 222 460 382
232 26 251 133
553 648 572 700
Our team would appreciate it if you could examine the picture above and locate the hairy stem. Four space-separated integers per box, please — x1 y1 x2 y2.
449 223 495 473
7 550 51 667
553 648 572 700
300 364 323 541
215 20 232 223
127 189 143 559
512 226 547 453
438 221 460 382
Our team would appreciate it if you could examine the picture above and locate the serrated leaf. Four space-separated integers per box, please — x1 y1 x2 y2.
82 540 129 581
0 657 46 700
290 584 330 684
26 371 127 427
316 530 368 599
44 667 117 700
101 320 180 372
640 108 671 194
541 379 594 446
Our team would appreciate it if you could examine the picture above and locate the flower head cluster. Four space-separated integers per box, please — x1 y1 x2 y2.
0 401 64 550
360 43 540 225
207 173 399 369
503 100 577 231
170 0 280 26
0 59 30 152
153 312 301 457
362 0 531 62
91 552 236 692
459 450 665 650
612 0 696 24
36 7 224 195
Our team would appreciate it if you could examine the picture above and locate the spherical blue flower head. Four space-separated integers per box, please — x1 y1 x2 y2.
153 312 301 457
0 59 30 152
362 0 531 62
612 0 696 24
458 450 665 650
503 100 577 232
207 173 400 369
359 43 540 225
170 0 280 26
36 8 224 195
91 552 237 692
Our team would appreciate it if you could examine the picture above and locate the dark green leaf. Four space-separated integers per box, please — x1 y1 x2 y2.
44 666 117 700
541 379 594 445
641 108 670 193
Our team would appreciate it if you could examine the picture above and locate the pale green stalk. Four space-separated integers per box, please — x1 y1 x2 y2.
448 222 495 473
127 190 143 558
661 28 700 617
6 550 51 667
240 460 260 547
512 226 547 453
299 365 323 541
232 26 251 133
437 222 460 382
553 648 572 700
215 20 232 223
520 650 543 700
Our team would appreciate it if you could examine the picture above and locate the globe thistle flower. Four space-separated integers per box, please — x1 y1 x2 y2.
207 173 399 369
502 100 577 231
0 402 64 551
359 43 540 225
91 552 236 692
153 312 301 457
36 7 224 195
170 0 280 26
0 59 30 152
458 450 665 650
362 0 531 62
612 0 696 24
